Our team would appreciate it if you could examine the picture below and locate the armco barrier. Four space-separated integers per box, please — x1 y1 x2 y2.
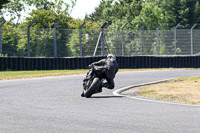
0 56 200 71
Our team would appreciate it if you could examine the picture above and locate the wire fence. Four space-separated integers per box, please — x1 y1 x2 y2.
0 27 200 57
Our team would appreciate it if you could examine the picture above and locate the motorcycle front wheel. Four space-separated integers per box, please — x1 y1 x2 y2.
84 78 100 98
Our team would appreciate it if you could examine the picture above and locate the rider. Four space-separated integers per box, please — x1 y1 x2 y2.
84 54 119 93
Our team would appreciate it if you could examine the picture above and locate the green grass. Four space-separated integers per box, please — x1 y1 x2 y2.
138 77 200 104
0 70 88 80
0 68 194 80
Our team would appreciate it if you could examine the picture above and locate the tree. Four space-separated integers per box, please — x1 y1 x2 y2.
156 0 200 29
87 0 113 22
1 0 77 24
87 0 143 30
0 0 9 10
18 9 74 57
1 22 20 56
19 9 73 29
194 0 200 28
132 2 168 30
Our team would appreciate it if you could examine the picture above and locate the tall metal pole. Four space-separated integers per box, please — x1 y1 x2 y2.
54 21 60 57
140 23 146 55
93 22 108 56
174 23 180 55
121 23 128 56
101 21 108 56
191 23 197 55
157 24 163 56
79 22 86 56
27 21 34 57
93 32 102 56
0 20 6 56
101 28 105 56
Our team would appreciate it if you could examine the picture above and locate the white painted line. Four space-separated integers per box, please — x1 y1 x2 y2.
128 96 200 107
113 79 200 107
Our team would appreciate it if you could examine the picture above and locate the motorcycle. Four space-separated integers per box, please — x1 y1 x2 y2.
81 65 107 98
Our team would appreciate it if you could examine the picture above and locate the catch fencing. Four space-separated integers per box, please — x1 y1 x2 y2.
0 27 200 57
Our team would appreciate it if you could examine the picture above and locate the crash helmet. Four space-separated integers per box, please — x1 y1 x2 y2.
107 54 116 60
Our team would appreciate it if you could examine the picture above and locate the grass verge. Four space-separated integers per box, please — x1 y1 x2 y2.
138 77 200 104
0 70 89 80
0 68 190 80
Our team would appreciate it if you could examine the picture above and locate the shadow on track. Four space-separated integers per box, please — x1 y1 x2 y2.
90 95 124 98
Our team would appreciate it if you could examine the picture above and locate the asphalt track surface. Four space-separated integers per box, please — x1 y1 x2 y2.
1 69 200 133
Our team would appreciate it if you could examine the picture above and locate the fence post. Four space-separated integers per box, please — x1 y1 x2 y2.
27 21 34 57
0 19 6 56
174 23 180 55
101 22 108 56
191 23 196 55
101 28 104 56
157 24 163 56
79 22 86 56
54 21 60 57
140 23 146 55
121 23 128 56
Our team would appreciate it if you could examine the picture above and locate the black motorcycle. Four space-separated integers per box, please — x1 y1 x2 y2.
81 66 106 98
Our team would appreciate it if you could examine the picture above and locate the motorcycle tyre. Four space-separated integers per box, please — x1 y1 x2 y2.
84 78 100 98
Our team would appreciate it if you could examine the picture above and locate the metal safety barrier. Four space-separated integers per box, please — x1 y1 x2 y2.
0 56 200 71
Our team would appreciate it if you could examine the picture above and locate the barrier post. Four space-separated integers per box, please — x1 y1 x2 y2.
0 19 6 56
157 24 163 55
27 21 34 57
79 22 86 56
174 23 180 55
121 23 128 56
101 22 108 56
140 23 146 55
191 23 196 55
54 21 60 57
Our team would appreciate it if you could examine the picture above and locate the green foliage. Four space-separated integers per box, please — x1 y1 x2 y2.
87 0 143 30
17 9 75 57
0 0 9 10
87 0 113 22
88 0 200 30
1 0 200 57
2 22 21 56
132 2 168 30
17 9 100 57
19 9 73 29
1 0 76 24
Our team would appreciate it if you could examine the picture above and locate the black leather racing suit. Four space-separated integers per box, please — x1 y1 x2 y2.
90 59 118 89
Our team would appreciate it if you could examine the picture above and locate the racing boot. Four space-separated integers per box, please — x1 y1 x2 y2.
102 82 114 89
81 91 85 97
